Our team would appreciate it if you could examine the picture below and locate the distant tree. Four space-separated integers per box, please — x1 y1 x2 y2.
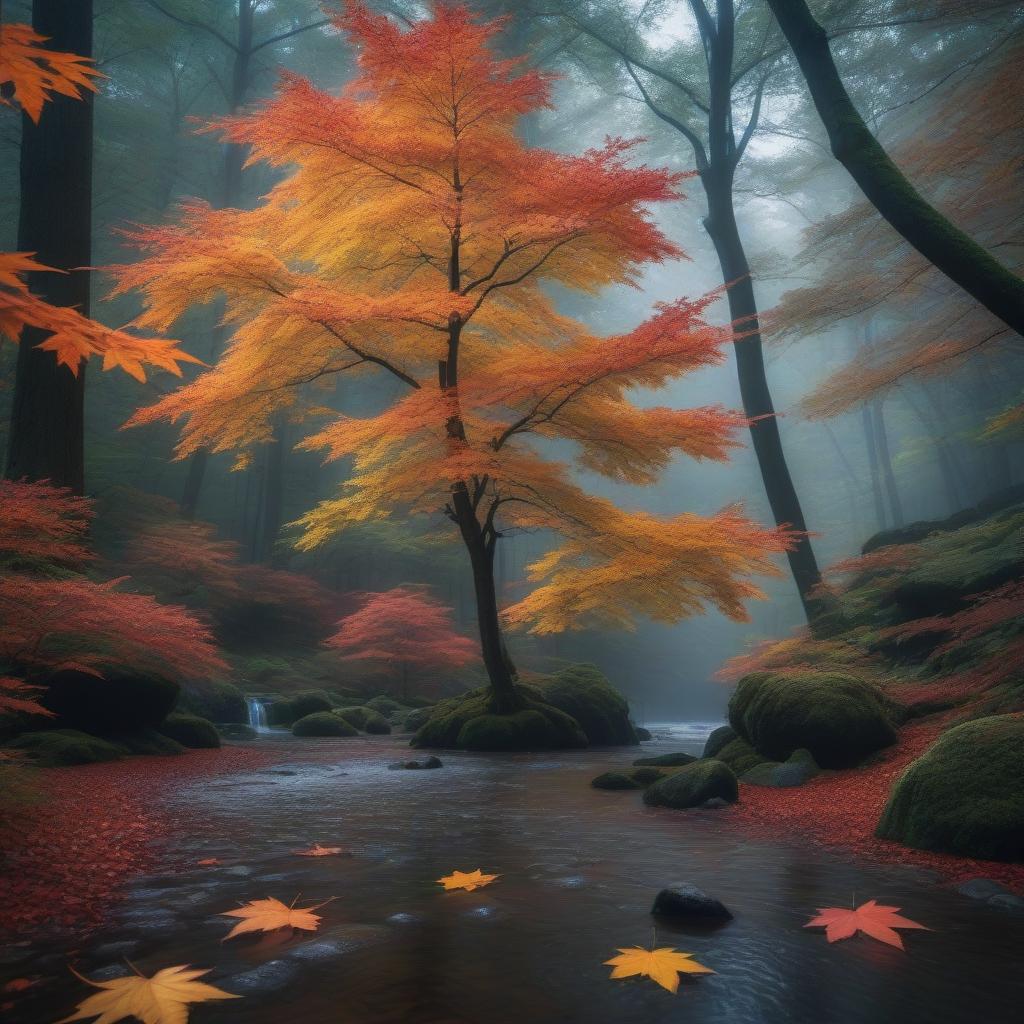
115 4 788 714
765 0 1024 341
326 586 478 696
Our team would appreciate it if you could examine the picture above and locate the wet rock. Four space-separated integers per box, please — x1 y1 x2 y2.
225 865 254 877
957 878 1024 911
286 939 351 962
87 940 140 961
0 944 33 966
88 964 133 981
629 767 665 786
551 875 587 889
389 757 443 770
289 925 388 959
634 726 652 741
652 885 733 922
117 908 183 933
386 912 418 925
701 797 730 809
702 725 737 759
218 723 257 740
590 771 640 791
632 752 697 767
741 749 819 788
222 959 299 995
989 893 1024 912
422 755 443 769
643 760 738 809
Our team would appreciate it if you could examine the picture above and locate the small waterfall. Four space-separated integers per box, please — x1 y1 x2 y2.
246 697 270 734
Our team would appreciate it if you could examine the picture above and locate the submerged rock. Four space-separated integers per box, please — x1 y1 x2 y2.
629 767 665 786
643 760 738 809
652 885 732 922
634 726 653 741
217 723 257 740
877 716 1024 861
223 959 299 995
632 751 697 767
292 711 358 737
590 771 640 791
388 756 443 770
534 664 638 745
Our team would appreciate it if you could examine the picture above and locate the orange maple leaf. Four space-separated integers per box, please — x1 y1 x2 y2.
604 946 714 994
221 896 333 940
436 868 499 892
805 900 931 950
197 858 221 866
294 843 346 857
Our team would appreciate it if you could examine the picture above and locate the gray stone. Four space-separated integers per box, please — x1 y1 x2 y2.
632 751 698 767
88 965 133 981
386 912 418 925
88 940 140 961
422 756 443 769
286 939 351 962
222 959 299 995
652 884 732 922
956 877 1014 901
225 865 254 877
989 893 1024 912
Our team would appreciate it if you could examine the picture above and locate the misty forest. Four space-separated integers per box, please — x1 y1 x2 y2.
1 1 1023 1022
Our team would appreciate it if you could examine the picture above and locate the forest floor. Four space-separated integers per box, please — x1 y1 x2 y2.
732 715 1024 893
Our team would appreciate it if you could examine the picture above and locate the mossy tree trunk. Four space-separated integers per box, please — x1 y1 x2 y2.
766 0 1024 339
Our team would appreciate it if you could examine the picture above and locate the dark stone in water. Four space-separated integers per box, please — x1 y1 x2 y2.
223 959 299 995
634 726 652 741
88 964 133 982
632 752 697 767
957 878 1024 911
389 757 443 770
422 755 443 769
651 885 733 922
88 940 140 961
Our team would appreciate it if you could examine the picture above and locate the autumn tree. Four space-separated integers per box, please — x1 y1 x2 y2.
117 3 788 718
326 585 478 696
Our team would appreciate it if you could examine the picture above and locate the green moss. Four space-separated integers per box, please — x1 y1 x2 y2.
159 713 221 749
112 729 185 756
334 706 391 734
632 751 697 767
7 729 125 767
268 691 333 726
729 671 896 768
630 767 666 785
365 696 405 716
702 725 737 759
403 706 433 733
741 749 818 788
876 715 1024 861
591 771 641 790
292 712 359 737
535 664 637 745
177 680 247 724
411 686 587 751
711 737 763 775
643 760 738 809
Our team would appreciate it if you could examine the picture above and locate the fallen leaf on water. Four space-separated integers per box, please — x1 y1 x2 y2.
436 869 499 892
58 964 238 1023
3 978 35 993
605 946 714 994
221 896 333 940
197 858 221 866
804 900 930 950
294 843 345 857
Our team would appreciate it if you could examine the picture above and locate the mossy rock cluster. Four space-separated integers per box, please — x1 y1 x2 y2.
702 725 737 759
643 760 738 809
740 748 819 788
292 712 359 737
876 715 1024 861
177 680 247 725
713 736 763 775
365 696 406 716
159 713 221 749
535 664 637 746
632 751 697 768
729 671 897 769
411 686 587 751
334 706 392 734
268 691 334 726
591 771 640 791
402 706 434 733
7 727 186 766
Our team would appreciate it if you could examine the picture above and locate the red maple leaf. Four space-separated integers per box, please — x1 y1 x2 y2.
805 899 931 950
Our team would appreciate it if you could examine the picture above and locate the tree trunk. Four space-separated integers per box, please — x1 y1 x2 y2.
861 402 887 530
702 173 823 620
258 418 286 564
766 0 1024 339
872 400 904 527
6 0 93 493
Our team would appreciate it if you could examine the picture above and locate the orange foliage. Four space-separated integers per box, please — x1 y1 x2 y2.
0 478 94 566
115 3 787 637
0 22 102 123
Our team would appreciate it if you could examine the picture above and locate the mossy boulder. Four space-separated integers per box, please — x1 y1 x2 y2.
876 716 1024 861
714 736 763 775
741 749 819 788
535 664 637 745
702 724 737 759
591 771 641 790
634 725 652 741
178 680 246 724
403 706 433 732
334 706 391 734
630 767 666 785
268 691 333 726
292 712 359 737
159 713 221 749
40 669 180 733
218 723 257 740
365 696 405 716
411 686 587 751
112 729 184 756
729 671 897 769
633 751 697 767
7 729 125 767
643 760 738 809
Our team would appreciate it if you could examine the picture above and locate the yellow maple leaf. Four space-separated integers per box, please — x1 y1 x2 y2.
58 963 238 1024
294 843 346 857
220 896 332 940
604 946 714 994
436 868 499 892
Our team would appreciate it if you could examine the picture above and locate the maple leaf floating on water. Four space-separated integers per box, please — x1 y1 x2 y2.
605 946 714 994
196 857 221 866
436 869 499 892
294 843 346 857
221 896 332 940
57 964 238 1024
805 900 930 950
